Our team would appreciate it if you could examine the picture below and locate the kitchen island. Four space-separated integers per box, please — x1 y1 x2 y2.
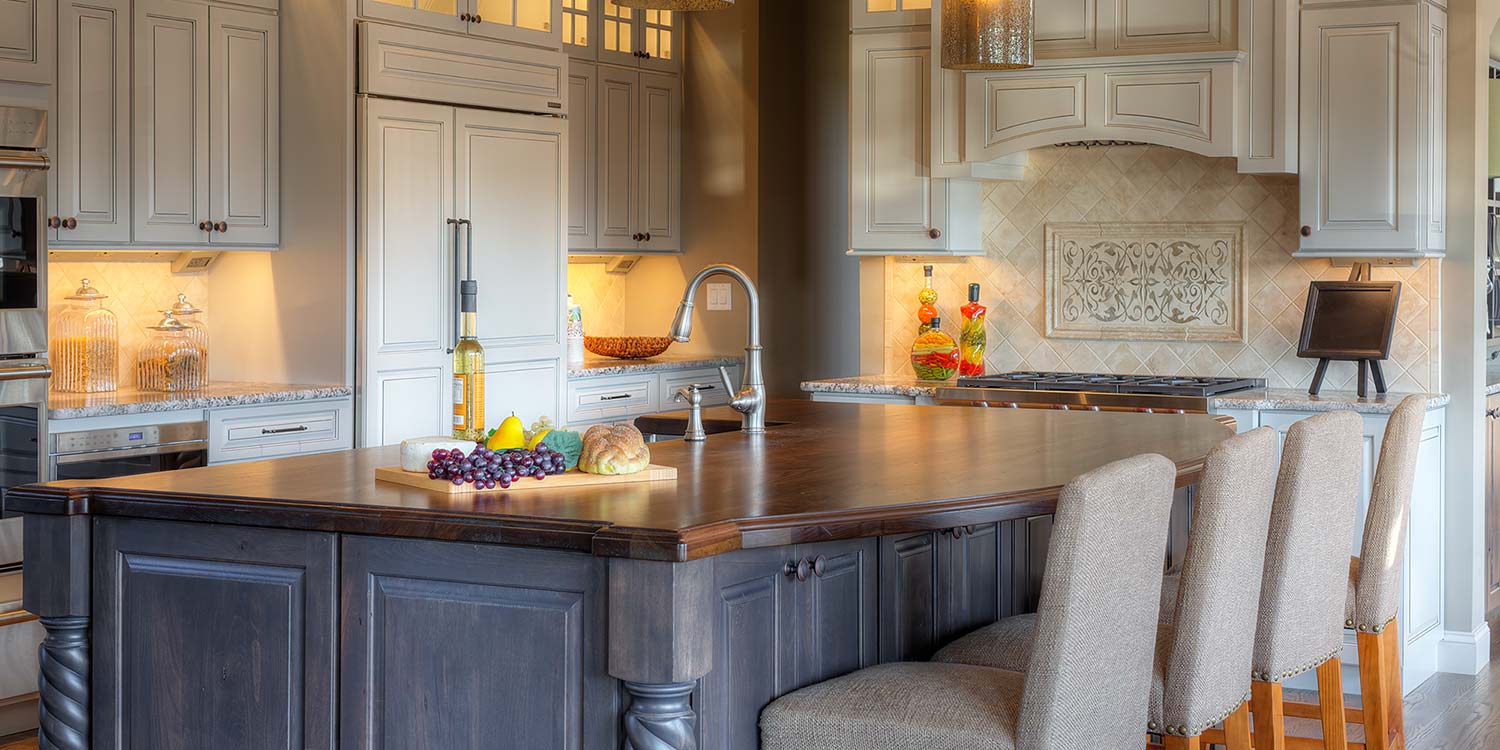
10 401 1231 750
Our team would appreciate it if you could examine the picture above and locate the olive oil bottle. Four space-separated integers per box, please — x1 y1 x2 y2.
452 278 486 441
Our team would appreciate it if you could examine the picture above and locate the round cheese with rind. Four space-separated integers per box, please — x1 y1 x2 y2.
400 436 479 472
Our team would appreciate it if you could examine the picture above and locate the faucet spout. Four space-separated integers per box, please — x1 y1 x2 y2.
670 264 766 434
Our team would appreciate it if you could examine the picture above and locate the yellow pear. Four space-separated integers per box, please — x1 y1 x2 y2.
487 414 526 451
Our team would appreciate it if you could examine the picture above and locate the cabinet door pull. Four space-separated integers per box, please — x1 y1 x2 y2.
261 425 310 435
928 228 942 240
643 232 651 241
1487 408 1500 419
213 221 228 233
599 393 632 401
472 13 482 22
811 555 827 578
1300 226 1312 237
199 220 213 232
460 12 470 21
64 217 78 230
783 558 811 582
46 216 61 230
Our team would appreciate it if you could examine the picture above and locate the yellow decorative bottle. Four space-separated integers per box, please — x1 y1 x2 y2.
452 278 486 442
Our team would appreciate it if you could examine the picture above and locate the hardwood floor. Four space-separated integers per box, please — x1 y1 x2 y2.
0 618 1492 750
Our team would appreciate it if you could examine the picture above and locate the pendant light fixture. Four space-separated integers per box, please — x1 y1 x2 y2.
942 0 1035 70
612 0 734 9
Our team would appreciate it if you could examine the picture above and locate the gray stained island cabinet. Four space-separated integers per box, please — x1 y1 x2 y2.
10 401 1229 750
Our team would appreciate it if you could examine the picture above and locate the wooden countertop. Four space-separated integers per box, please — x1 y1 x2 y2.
7 401 1233 562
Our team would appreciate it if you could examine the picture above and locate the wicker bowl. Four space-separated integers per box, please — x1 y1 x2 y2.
584 336 673 360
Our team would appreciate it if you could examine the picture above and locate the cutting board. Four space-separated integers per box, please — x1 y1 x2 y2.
375 464 677 494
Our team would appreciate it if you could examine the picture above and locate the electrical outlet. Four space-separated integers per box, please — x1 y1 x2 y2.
707 283 732 311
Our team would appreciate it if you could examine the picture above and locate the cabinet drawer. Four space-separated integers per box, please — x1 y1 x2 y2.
359 21 566 116
565 376 657 423
209 399 354 464
659 367 738 408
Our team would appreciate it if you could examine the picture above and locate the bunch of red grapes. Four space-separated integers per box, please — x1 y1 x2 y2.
427 443 568 490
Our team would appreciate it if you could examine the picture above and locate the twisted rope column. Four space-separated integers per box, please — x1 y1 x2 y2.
37 616 88 750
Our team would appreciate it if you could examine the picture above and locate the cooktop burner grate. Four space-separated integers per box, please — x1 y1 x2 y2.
955 371 1265 397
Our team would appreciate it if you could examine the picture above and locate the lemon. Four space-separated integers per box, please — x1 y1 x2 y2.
527 428 553 451
487 413 526 451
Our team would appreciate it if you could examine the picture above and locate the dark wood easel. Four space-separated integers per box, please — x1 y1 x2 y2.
1305 262 1393 399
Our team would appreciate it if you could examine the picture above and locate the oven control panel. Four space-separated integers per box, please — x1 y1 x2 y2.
51 422 207 456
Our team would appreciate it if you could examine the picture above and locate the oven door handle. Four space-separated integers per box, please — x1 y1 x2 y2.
0 364 50 382
52 440 208 465
0 150 48 172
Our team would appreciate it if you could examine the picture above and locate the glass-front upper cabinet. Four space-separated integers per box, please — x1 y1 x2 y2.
851 0 931 30
363 0 563 48
568 0 679 72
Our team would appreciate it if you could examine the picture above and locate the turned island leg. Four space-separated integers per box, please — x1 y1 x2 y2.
609 558 715 750
22 515 91 750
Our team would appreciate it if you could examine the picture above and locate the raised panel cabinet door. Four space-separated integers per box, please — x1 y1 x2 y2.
456 108 566 364
469 0 563 49
340 536 616 750
561 0 596 60
850 31 945 254
850 0 931 30
359 0 467 35
209 6 279 246
1115 0 1231 50
877 531 940 662
567 60 598 249
0 0 55 84
1298 5 1419 255
597 0 639 68
596 65 639 251
54 0 130 244
637 8 679 73
358 97 455 447
133 0 211 245
93 518 336 750
484 357 563 435
937 524 1000 642
697 547 801 750
796 538 878 689
635 71 680 252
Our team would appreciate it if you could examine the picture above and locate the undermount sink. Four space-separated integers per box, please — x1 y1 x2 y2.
643 417 790 442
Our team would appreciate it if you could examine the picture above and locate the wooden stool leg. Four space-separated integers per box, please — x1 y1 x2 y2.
1317 659 1350 750
1223 701 1252 750
1252 680 1287 750
1164 736 1201 749
1384 624 1404 742
1358 631 1392 750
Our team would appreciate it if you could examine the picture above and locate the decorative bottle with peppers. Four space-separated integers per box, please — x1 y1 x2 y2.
917 265 939 334
910 316 960 381
959 283 987 377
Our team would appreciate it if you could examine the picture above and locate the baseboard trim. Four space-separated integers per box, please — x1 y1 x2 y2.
1436 623 1493 676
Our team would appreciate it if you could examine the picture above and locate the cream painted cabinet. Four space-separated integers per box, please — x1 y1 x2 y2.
572 60 681 254
132 0 280 248
209 5 279 246
0 0 54 84
567 60 597 248
359 98 566 447
53 0 130 244
849 29 981 256
133 0 210 245
568 0 679 74
851 0 930 30
1297 2 1446 258
360 0 561 49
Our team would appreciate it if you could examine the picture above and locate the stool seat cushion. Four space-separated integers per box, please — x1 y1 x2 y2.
931 614 1036 672
759 662 1025 750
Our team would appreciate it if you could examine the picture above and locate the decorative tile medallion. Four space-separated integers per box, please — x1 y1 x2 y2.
1044 222 1247 342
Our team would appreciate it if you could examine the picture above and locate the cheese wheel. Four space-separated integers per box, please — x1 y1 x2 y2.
400 436 480 472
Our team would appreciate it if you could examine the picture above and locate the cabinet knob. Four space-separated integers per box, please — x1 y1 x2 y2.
643 232 652 242
631 232 643 242
811 555 827 578
459 12 469 21
784 558 811 582
1299 225 1312 238
46 216 61 230
64 217 77 230
199 220 212 232
472 13 481 22
929 228 942 240
1487 408 1500 419
214 221 228 233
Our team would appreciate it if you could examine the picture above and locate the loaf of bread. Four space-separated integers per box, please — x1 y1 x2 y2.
579 423 651 475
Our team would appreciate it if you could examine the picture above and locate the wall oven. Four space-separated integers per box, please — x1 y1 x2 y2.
0 106 49 359
0 361 50 573
48 422 209 482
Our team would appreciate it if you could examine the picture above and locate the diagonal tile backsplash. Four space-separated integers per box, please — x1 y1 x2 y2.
882 145 1440 393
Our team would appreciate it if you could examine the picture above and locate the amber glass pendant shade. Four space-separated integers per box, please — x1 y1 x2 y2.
612 0 733 9
942 0 1035 70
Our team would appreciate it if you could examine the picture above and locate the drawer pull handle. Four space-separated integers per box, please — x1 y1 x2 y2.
599 394 632 401
261 426 310 435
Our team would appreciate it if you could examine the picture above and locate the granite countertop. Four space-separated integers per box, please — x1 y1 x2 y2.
800 376 1448 415
49 381 353 420
567 353 743 380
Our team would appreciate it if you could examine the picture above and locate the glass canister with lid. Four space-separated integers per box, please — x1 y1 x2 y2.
168 293 209 384
51 279 119 392
137 311 207 392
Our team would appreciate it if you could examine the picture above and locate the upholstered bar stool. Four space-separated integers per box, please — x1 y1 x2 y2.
758 454 1178 749
1280 395 1426 750
931 427 1281 750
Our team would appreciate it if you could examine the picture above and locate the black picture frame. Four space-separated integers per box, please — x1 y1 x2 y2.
1296 280 1401 397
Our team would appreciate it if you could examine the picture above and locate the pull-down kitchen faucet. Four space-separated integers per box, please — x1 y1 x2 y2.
669 264 766 434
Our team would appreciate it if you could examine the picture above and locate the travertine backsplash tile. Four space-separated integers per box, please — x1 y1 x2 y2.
567 262 626 337
48 260 210 388
882 145 1440 392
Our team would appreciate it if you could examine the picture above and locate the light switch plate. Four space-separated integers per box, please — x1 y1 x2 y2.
707 283 732 311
